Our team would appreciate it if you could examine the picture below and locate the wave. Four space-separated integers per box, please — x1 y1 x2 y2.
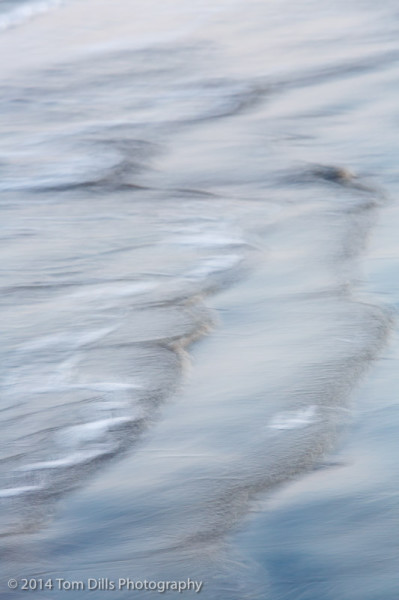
0 0 64 33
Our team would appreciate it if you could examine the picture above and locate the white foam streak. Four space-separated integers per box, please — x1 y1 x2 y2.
0 0 63 33
0 485 41 497
69 282 158 301
188 254 242 278
269 406 318 430
19 328 114 352
70 382 143 392
173 234 245 247
60 416 137 445
18 448 114 471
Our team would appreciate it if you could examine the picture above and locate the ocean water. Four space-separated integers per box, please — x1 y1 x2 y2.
1 0 399 598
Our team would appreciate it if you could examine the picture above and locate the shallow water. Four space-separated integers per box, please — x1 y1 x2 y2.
1 0 399 598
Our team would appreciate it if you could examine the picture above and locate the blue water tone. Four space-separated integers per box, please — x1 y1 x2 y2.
1 0 399 598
